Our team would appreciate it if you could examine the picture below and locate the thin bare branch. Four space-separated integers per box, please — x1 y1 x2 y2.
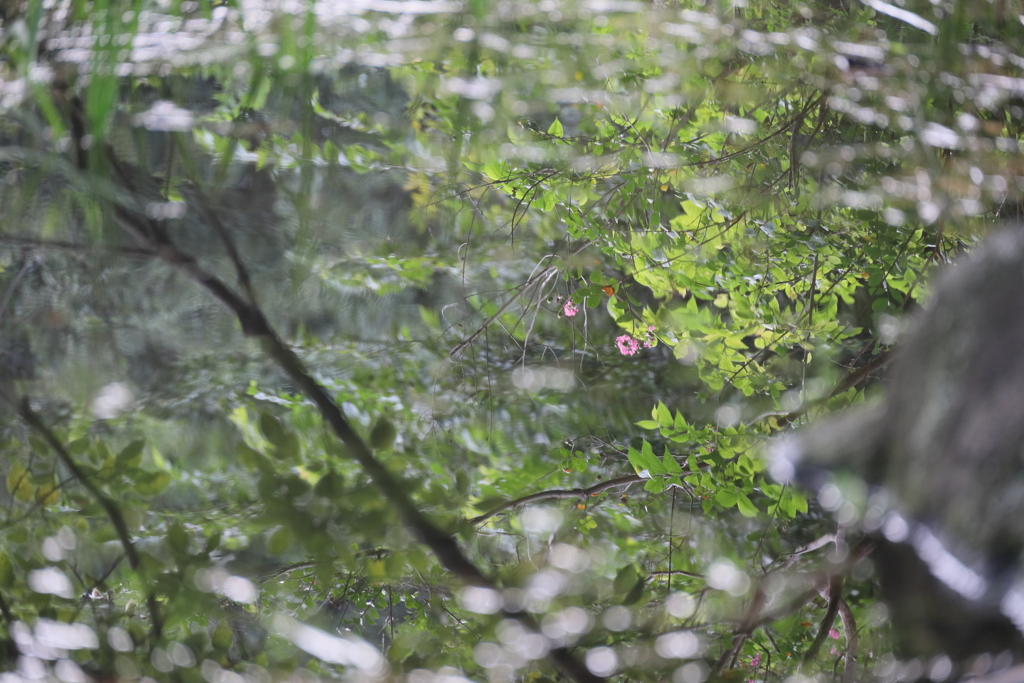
470 474 647 525
448 265 557 358
104 171 602 683
0 235 156 258
15 397 163 639
802 574 843 665
837 597 858 683
650 569 704 580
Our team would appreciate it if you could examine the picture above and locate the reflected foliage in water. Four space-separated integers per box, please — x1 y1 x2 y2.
0 0 1023 681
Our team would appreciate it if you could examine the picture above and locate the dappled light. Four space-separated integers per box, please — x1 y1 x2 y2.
3 0 1024 681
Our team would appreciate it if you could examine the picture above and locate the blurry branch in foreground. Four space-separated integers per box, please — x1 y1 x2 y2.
0 235 157 258
469 473 687 525
12 396 164 640
99 145 604 683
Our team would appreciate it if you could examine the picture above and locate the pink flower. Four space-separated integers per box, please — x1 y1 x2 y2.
642 325 657 348
564 301 579 317
749 652 762 668
616 335 640 356
829 629 840 640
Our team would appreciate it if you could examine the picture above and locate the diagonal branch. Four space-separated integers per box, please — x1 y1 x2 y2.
0 235 156 259
104 175 602 683
837 596 858 683
470 474 647 525
801 574 843 666
15 397 163 639
448 265 557 358
171 134 258 305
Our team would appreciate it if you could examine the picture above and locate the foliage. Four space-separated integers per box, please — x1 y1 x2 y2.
0 0 1020 682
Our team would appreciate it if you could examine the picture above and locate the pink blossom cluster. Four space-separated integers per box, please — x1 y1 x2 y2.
615 335 639 355
828 628 841 655
564 301 579 317
615 325 657 356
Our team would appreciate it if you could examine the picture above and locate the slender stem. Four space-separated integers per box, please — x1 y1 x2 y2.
103 164 601 683
16 398 163 639
470 474 651 525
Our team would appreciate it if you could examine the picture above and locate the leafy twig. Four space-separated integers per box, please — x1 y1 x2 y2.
448 264 558 358
103 162 602 683
15 398 163 639
470 474 648 525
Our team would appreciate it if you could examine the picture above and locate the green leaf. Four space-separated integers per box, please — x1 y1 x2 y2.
644 477 666 493
627 446 647 476
6 463 32 502
613 564 639 595
274 432 301 461
715 488 738 507
268 527 292 555
238 443 273 473
259 412 285 447
547 117 564 137
662 447 683 474
168 523 190 557
636 420 659 429
640 441 666 474
68 438 91 455
621 576 648 606
313 470 344 498
133 471 171 496
212 620 233 650
116 440 145 469
656 402 672 428
369 415 397 450
735 493 759 517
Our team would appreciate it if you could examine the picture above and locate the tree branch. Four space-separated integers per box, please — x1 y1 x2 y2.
837 597 858 683
103 168 602 683
469 474 647 525
15 398 163 639
0 234 156 258
802 574 843 665
650 569 705 580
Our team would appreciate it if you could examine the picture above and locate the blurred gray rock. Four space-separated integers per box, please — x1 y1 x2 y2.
772 228 1024 662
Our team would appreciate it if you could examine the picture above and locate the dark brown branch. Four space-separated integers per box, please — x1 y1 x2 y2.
0 259 33 325
802 574 843 665
826 349 896 400
712 633 748 676
16 398 163 639
777 533 838 572
0 589 13 625
684 93 826 169
711 578 769 676
0 235 156 258
171 134 258 305
448 266 557 358
257 561 316 582
750 349 896 429
837 597 858 683
755 587 820 627
470 474 646 525
650 569 704 580
106 185 602 683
